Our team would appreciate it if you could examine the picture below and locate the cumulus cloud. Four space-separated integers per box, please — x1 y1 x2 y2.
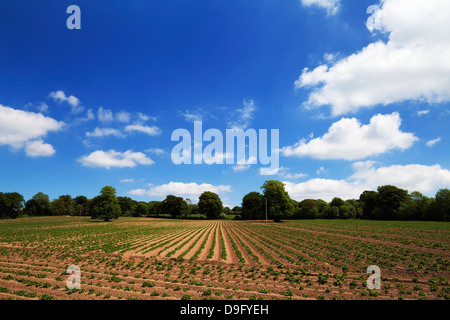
129 182 232 200
281 112 418 160
124 124 162 136
25 140 56 157
49 90 83 114
284 161 450 201
296 0 450 116
78 149 154 169
300 0 340 15
98 107 114 122
0 104 63 154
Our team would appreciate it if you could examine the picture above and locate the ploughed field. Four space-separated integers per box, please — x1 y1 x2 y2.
0 216 448 300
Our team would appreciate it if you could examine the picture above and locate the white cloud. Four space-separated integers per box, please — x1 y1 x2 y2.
417 110 430 116
426 137 441 147
228 99 256 130
136 112 157 123
37 103 49 113
350 161 450 193
129 182 232 200
316 166 327 174
98 107 114 122
120 178 135 183
0 104 63 153
284 172 308 179
145 148 166 156
232 155 257 172
284 179 360 202
116 111 131 123
49 90 83 114
25 140 56 157
86 128 124 138
284 161 450 201
296 0 450 116
125 124 161 136
128 189 147 196
300 0 340 15
78 149 154 169
180 109 211 123
281 112 418 160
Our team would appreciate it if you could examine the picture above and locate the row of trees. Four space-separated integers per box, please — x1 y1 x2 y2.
0 187 231 222
241 182 450 221
1 181 449 221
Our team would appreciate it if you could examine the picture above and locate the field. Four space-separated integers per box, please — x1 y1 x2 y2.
0 216 448 300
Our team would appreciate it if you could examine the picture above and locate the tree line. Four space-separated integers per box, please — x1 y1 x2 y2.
0 181 449 221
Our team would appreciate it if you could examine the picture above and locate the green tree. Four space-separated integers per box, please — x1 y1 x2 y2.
160 195 188 218
74 196 88 216
187 203 199 216
261 180 294 222
52 195 75 216
241 192 264 220
133 202 149 217
24 192 52 216
359 190 378 219
339 201 357 219
231 206 242 215
148 201 161 216
118 196 137 217
0 192 24 219
298 199 319 219
434 188 450 221
89 186 121 221
198 191 223 219
374 185 409 220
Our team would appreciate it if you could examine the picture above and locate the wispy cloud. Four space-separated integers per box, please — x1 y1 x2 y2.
49 90 83 114
228 99 256 130
125 124 162 136
426 137 441 147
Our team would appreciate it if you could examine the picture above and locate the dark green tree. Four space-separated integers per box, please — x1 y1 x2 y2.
434 188 450 221
187 203 199 216
241 192 264 220
52 195 75 216
24 192 52 216
133 202 149 217
374 185 409 220
198 191 223 219
261 180 294 222
89 186 121 221
0 192 24 219
118 196 137 217
231 206 242 215
298 199 319 219
74 196 88 216
148 201 162 216
359 190 378 219
160 195 188 218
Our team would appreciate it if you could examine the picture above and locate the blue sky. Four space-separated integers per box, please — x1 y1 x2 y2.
1 0 449 207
